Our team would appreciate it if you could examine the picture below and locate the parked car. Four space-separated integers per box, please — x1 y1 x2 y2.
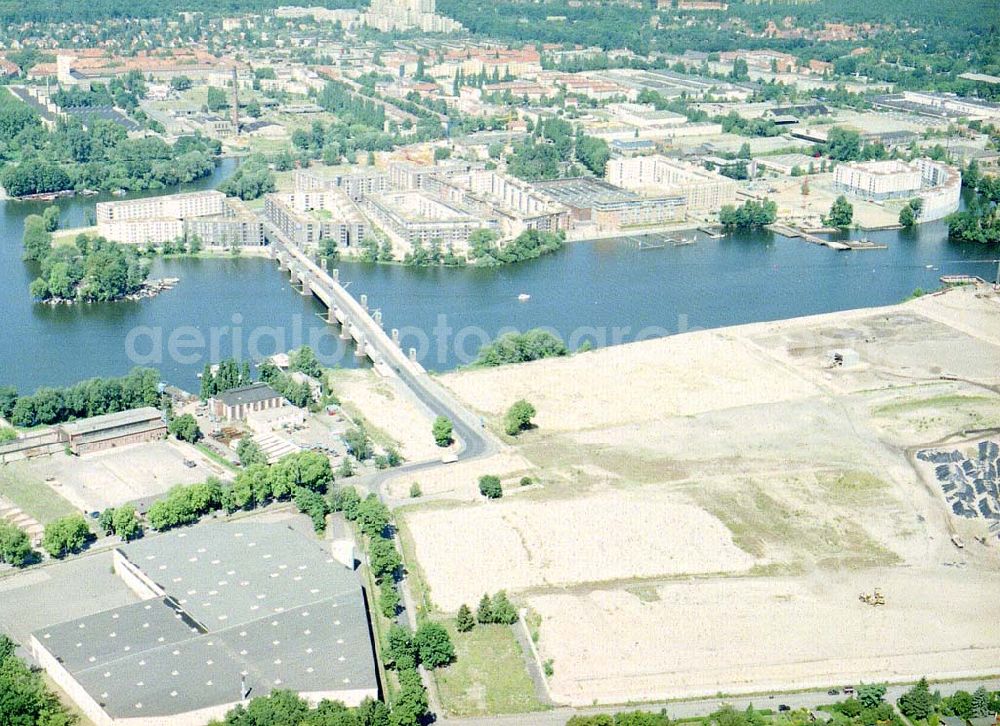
778 705 791 712
828 689 840 696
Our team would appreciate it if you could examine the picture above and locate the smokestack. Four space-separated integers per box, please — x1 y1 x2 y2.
231 67 240 135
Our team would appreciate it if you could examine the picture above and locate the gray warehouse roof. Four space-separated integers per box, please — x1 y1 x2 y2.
214 383 283 408
33 522 377 720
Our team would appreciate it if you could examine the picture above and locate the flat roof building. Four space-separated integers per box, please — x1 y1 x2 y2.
59 407 167 456
30 522 378 726
533 177 685 233
97 192 263 247
364 190 488 249
264 190 368 251
606 155 737 212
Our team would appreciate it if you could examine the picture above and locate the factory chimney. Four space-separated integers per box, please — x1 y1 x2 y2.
230 66 240 135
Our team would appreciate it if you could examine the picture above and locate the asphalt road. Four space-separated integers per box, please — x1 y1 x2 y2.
439 678 1000 726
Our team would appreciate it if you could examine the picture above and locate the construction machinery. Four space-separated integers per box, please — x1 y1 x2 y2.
858 588 885 606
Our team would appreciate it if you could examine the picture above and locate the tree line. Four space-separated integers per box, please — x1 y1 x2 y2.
0 367 161 428
26 231 150 303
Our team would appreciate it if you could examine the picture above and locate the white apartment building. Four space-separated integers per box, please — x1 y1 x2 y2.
833 160 923 200
363 191 487 249
96 190 226 225
606 156 737 212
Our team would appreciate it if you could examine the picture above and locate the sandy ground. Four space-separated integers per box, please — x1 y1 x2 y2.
406 490 755 610
396 284 1000 704
21 440 218 513
530 567 1000 705
330 369 442 462
386 450 534 501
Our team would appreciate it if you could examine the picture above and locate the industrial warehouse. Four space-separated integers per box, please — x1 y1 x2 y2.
28 522 378 726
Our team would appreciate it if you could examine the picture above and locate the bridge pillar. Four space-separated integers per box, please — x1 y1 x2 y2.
332 268 340 282
373 310 382 327
327 307 337 324
360 294 368 312
409 347 417 362
339 323 352 340
278 255 288 271
391 328 400 346
299 275 310 296
355 335 366 358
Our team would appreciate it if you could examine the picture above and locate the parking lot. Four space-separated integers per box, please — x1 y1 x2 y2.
13 440 224 514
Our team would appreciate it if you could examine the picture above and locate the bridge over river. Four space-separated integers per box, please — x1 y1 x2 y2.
264 224 493 463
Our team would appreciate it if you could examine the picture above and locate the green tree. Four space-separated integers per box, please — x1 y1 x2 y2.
413 620 454 668
21 215 53 262
42 205 60 232
456 603 475 632
898 677 934 721
206 86 228 112
385 625 417 670
432 416 453 447
476 593 493 623
368 536 401 581
490 591 518 624
237 436 267 467
478 474 502 499
379 578 400 618
857 682 887 709
503 399 536 436
42 514 91 558
293 487 329 533
970 686 991 718
289 346 323 378
112 504 141 542
344 425 372 460
168 413 201 442
825 195 854 227
0 521 34 567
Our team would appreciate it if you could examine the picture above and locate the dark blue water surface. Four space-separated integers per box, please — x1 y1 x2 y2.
0 167 995 393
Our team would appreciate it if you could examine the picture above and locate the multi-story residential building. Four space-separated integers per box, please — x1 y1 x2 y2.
264 190 368 250
834 158 961 222
362 0 462 33
294 167 389 201
606 156 737 212
388 161 478 191
363 191 488 249
833 160 923 200
96 191 264 247
424 169 569 239
97 191 226 225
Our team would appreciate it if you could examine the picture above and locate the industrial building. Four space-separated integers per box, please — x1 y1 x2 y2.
30 522 378 726
96 191 263 247
264 190 368 251
211 383 286 422
605 156 738 212
59 408 168 456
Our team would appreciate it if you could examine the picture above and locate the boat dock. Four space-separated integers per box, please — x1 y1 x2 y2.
767 224 886 251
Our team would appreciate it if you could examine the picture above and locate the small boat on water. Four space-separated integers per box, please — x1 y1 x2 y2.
79 189 99 196
517 293 531 302
112 188 127 197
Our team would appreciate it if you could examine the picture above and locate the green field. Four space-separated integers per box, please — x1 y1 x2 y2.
434 621 546 718
0 463 78 523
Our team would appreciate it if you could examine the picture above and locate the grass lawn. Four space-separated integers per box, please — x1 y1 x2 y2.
434 621 546 718
194 443 238 472
0 463 78 523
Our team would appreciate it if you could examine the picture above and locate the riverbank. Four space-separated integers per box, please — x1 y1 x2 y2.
395 283 1000 705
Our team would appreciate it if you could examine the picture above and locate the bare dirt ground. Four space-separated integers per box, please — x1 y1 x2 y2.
19 440 218 513
398 284 1000 705
329 369 442 462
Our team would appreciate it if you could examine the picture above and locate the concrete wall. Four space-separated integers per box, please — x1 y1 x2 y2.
112 550 166 601
0 429 63 463
31 635 114 726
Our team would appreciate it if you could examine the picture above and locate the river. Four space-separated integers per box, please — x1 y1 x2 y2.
0 161 995 393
